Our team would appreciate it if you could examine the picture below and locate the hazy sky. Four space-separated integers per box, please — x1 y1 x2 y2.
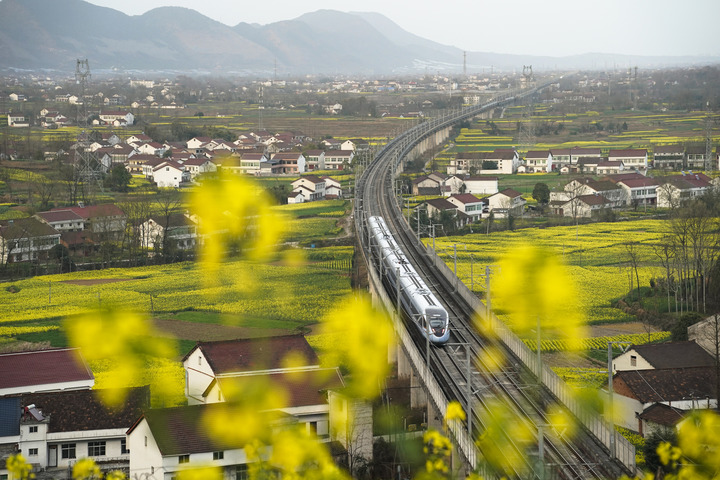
85 0 719 57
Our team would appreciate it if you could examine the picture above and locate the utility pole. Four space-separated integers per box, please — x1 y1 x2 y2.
607 341 632 459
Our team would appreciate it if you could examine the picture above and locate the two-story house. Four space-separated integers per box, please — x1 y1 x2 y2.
0 387 148 478
50 204 127 242
323 150 353 171
271 153 306 174
523 150 553 173
291 175 326 202
608 149 647 170
447 193 484 221
0 218 61 264
139 214 199 252
304 150 326 171
153 161 190 188
486 188 526 218
653 144 684 170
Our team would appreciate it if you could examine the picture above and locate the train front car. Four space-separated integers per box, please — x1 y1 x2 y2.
425 306 450 344
367 216 450 346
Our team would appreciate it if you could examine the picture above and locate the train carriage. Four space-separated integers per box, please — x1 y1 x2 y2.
368 216 450 345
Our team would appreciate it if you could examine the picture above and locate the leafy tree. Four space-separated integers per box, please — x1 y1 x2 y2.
532 182 550 205
671 312 702 341
643 429 678 476
104 164 132 192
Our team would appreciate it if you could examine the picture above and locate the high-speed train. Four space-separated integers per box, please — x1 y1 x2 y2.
368 216 450 345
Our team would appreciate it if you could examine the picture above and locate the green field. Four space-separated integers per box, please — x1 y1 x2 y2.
430 219 670 327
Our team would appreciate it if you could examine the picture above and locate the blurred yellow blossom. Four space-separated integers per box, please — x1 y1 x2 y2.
270 426 348 480
493 245 587 347
175 465 223 480
445 401 466 423
6 454 34 480
318 293 394 399
423 429 452 475
64 309 177 407
203 375 288 447
189 172 285 285
476 400 534 476
72 458 100 479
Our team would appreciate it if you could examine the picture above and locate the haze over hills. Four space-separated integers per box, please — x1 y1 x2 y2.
0 0 717 75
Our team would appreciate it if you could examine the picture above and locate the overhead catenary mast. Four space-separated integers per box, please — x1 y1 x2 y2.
74 59 103 190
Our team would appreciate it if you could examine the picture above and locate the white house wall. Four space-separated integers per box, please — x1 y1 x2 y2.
184 349 217 405
129 419 164 479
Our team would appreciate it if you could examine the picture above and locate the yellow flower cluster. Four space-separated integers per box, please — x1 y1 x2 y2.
65 309 177 407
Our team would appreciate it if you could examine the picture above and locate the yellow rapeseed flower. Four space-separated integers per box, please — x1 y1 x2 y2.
319 293 394 399
6 454 34 480
445 401 466 423
64 309 177 407
72 458 100 479
189 172 285 286
493 245 587 349
175 465 223 480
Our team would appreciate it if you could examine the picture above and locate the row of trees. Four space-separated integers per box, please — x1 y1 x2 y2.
652 192 720 314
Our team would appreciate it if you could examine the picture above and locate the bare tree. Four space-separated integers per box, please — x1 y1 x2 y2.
154 189 183 258
624 241 642 302
34 175 56 211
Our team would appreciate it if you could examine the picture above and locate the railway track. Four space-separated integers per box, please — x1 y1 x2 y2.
355 87 634 479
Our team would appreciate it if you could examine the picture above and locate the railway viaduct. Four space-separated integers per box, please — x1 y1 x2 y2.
354 83 638 479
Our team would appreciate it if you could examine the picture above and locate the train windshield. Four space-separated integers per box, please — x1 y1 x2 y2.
427 308 446 328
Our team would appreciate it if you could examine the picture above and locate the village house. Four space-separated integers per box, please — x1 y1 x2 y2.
596 160 624 176
97 111 134 127
237 152 267 175
183 336 320 404
608 149 647 170
7 113 29 127
461 176 498 196
0 217 61 264
126 134 153 147
616 177 659 206
575 156 602 174
287 191 306 204
182 157 217 180
656 173 713 208
424 197 458 219
35 210 85 233
186 137 213 154
139 213 198 252
50 204 126 241
340 139 369 152
447 193 484 221
322 177 343 199
486 188 526 217
135 142 167 157
304 150 326 170
126 403 278 480
689 314 720 356
323 150 353 170
0 387 148 478
523 150 553 173
126 153 160 174
558 178 625 207
653 144 685 170
412 175 442 196
613 341 715 372
271 152 306 174
0 348 94 396
684 145 711 170
611 367 717 434
550 194 612 218
291 175 326 201
153 161 190 188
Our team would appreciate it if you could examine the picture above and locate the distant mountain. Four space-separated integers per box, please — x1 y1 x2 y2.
0 0 716 74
